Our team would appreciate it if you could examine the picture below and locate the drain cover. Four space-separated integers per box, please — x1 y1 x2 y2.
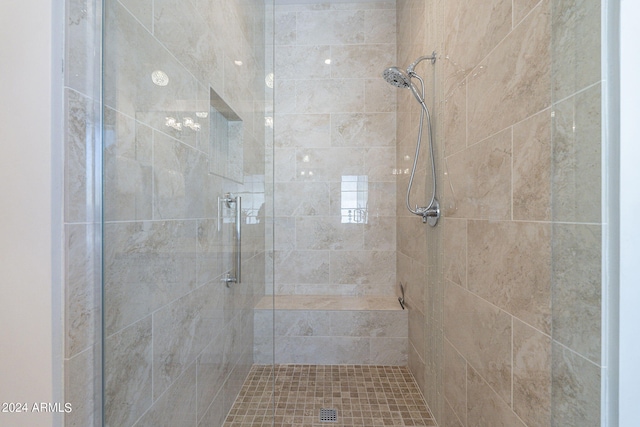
319 408 337 422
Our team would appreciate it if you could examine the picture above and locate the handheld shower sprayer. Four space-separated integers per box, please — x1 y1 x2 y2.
382 67 426 106
382 52 440 226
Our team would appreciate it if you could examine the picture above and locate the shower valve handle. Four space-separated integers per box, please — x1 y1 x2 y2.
418 199 440 226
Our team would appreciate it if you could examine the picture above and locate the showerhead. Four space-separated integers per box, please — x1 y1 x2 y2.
382 67 411 89
382 66 425 105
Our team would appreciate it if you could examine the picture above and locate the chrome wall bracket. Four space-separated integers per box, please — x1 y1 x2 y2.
222 272 237 285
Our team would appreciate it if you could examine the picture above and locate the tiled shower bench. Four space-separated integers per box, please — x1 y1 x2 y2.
253 295 408 365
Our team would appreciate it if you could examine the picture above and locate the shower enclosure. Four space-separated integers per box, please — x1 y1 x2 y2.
87 0 614 426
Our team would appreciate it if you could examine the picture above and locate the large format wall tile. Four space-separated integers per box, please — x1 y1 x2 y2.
65 0 100 96
65 224 99 359
153 0 219 87
196 218 225 288
273 182 331 216
152 285 219 399
444 281 512 403
275 45 331 80
444 339 467 426
273 1 397 300
295 147 365 182
103 107 153 222
134 364 197 427
103 220 198 336
264 305 408 365
119 0 152 30
153 132 209 220
369 182 397 216
65 347 99 427
443 80 466 156
365 78 397 112
467 367 527 427
330 250 396 289
364 8 396 44
104 0 199 124
468 220 551 334
443 218 466 288
444 400 465 427
296 79 365 114
274 11 296 45
467 0 551 144
551 0 601 100
64 88 100 223
444 0 512 90
513 319 551 427
104 317 152 427
364 216 396 251
196 330 228 422
408 307 425 360
551 343 600 426
552 223 601 362
332 44 396 78
551 84 601 223
370 337 407 365
398 0 603 425
296 217 364 250
275 114 331 148
444 129 512 220
331 113 396 147
296 10 365 45
274 250 331 286
275 336 370 364
397 210 427 260
514 0 541 23
513 108 552 221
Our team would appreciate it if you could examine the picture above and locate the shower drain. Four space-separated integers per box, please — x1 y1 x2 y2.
319 408 337 422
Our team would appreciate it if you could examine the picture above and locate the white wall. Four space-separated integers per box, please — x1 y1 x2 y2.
0 0 60 425
619 1 640 426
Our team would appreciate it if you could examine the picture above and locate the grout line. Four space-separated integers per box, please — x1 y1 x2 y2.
552 338 603 368
511 125 514 222
511 315 514 409
446 279 552 339
552 80 603 106
464 358 468 426
464 218 468 289
151 313 154 403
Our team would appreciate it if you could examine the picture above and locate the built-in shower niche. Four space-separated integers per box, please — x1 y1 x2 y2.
209 87 243 183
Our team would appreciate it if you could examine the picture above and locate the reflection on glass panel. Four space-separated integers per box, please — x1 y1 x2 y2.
341 175 368 224
209 87 244 183
243 174 265 225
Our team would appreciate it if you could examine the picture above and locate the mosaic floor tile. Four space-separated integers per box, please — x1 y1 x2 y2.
223 365 437 427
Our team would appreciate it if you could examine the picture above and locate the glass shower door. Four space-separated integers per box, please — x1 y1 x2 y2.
101 0 274 425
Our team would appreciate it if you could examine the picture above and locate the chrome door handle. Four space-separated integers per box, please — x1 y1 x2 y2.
219 193 241 287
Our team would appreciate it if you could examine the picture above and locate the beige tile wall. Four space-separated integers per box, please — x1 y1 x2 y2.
273 1 398 297
254 305 408 365
396 0 444 420
398 0 604 426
